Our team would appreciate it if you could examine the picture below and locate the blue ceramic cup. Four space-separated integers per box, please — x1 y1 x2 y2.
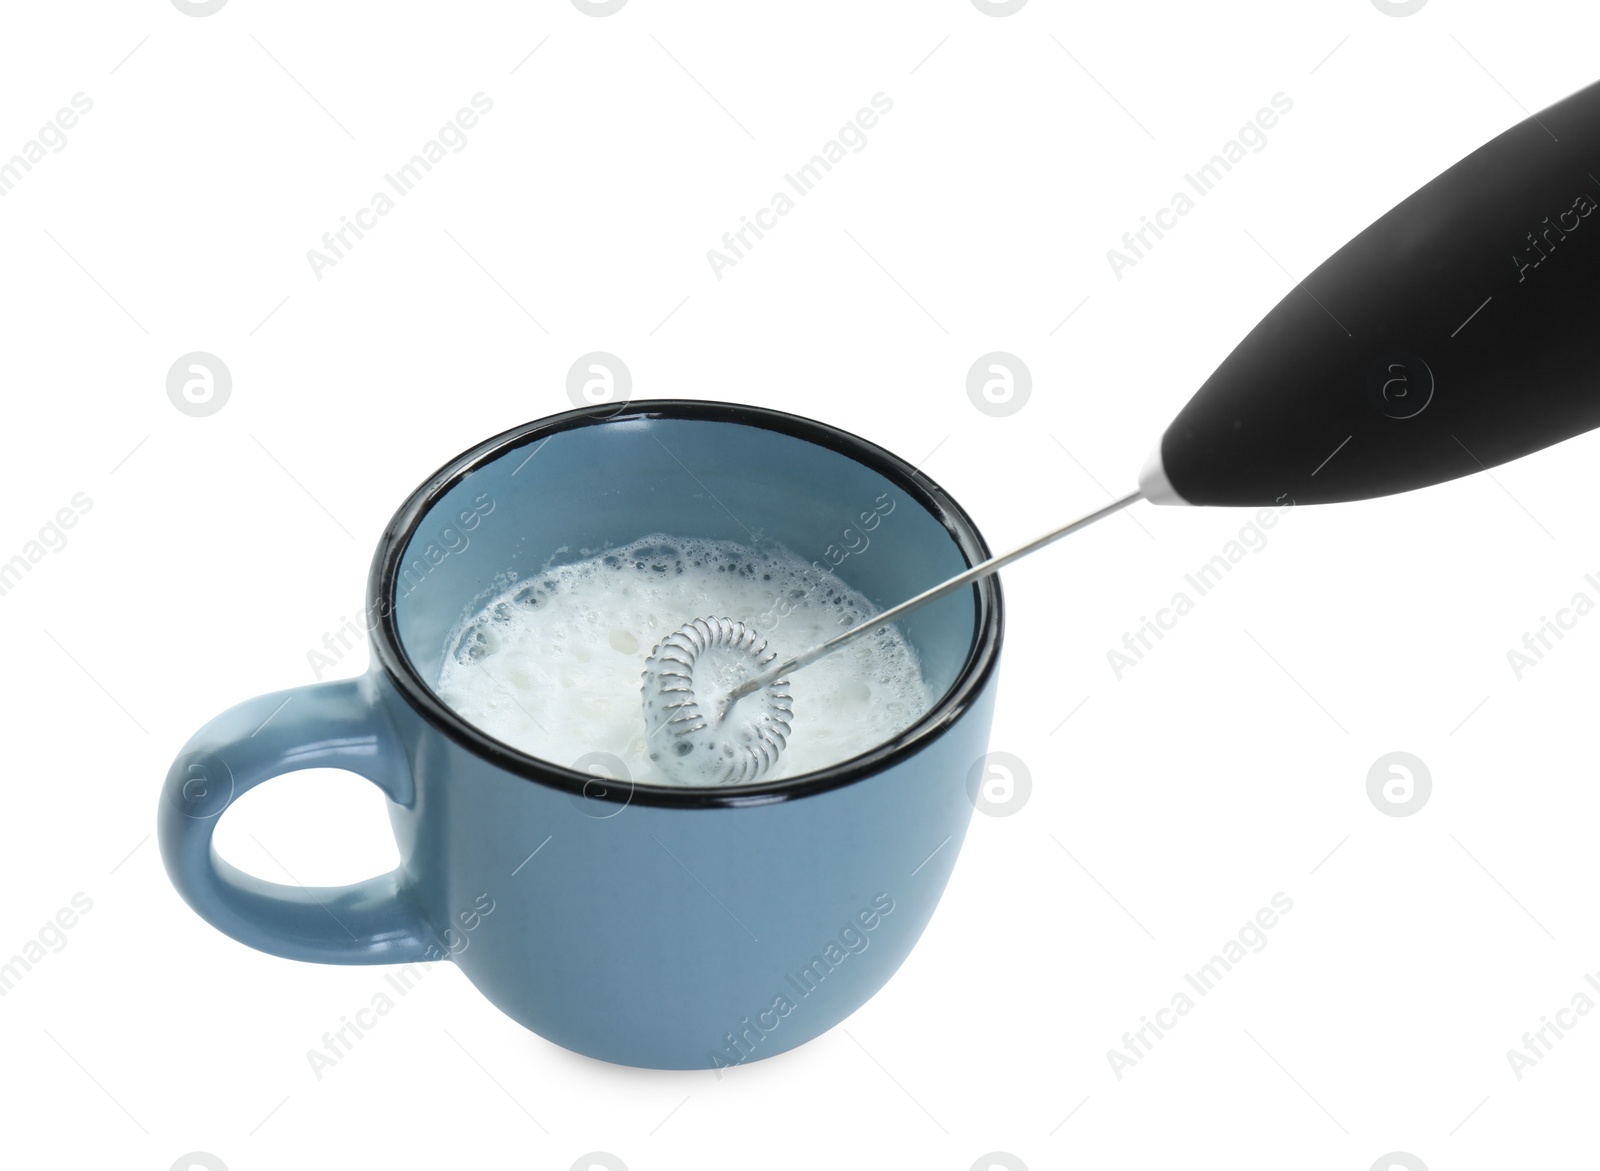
159 401 1003 1070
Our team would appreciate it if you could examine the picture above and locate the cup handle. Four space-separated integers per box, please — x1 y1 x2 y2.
158 676 434 964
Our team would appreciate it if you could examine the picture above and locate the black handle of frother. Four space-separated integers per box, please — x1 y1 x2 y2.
1154 78 1600 507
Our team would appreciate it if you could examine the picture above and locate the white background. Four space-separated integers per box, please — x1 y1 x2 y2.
1 1 1596 1168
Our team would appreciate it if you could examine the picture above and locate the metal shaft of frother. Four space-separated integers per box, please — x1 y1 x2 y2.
722 488 1145 709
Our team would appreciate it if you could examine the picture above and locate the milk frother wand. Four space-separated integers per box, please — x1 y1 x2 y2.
643 75 1600 784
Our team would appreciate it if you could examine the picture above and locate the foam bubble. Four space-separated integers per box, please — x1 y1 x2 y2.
435 534 936 786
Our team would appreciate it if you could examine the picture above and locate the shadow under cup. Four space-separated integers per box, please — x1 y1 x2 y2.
166 400 1004 1071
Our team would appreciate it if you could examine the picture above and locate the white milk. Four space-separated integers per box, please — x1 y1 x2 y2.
435 535 937 785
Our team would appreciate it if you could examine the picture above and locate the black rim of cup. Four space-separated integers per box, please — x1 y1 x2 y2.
367 399 1004 809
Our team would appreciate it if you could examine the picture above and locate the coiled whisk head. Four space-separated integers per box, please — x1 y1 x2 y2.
640 617 793 785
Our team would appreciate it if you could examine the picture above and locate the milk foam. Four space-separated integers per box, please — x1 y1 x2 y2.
435 535 937 785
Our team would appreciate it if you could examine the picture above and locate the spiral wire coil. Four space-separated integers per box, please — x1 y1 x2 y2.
640 617 794 784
